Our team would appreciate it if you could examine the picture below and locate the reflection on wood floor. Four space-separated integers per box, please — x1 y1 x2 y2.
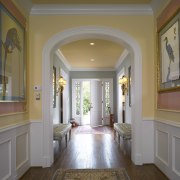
21 125 168 180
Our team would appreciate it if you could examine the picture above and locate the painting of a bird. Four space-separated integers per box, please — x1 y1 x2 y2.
164 36 175 82
1 28 21 97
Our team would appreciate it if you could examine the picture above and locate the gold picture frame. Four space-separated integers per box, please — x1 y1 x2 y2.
0 0 26 102
0 0 26 115
158 10 180 92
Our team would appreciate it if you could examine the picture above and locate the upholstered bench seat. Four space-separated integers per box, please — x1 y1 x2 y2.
53 123 72 147
114 123 131 140
114 123 131 154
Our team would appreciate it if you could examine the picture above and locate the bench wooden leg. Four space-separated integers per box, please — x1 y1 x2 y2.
59 139 62 151
69 129 71 140
118 134 120 144
65 134 68 147
114 130 116 140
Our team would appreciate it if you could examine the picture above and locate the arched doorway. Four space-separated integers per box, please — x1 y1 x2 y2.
42 26 142 167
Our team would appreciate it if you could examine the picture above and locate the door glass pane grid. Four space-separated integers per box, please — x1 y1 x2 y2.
105 82 110 115
75 82 81 116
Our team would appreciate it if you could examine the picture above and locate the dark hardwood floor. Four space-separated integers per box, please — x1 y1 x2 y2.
20 126 168 180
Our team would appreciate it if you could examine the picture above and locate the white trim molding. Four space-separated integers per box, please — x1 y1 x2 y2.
30 120 43 167
156 118 180 128
56 49 72 70
115 49 129 69
31 4 153 15
142 118 154 164
71 67 115 71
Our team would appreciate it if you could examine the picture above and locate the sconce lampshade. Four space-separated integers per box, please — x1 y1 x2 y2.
119 75 128 85
57 76 66 93
119 75 128 95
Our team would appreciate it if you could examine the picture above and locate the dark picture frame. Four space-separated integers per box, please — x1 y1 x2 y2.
158 10 180 92
0 1 26 101
128 66 131 107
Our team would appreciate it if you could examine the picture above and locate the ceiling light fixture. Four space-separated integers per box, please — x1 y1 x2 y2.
90 42 95 46
90 59 95 62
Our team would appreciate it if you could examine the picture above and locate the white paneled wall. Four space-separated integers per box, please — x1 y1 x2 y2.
0 122 30 180
155 120 180 180
30 121 43 166
142 119 154 164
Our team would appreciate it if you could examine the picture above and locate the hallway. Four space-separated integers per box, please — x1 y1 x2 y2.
21 127 167 180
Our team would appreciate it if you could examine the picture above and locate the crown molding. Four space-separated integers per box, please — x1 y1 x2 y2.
71 67 115 71
115 49 129 69
55 49 72 70
30 4 153 15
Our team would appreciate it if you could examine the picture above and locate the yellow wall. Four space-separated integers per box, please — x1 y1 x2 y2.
1 1 166 127
29 15 155 120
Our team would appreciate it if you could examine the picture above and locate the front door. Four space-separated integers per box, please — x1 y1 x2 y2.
72 79 113 126
90 80 103 127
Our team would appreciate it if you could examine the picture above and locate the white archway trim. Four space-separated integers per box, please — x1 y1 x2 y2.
115 49 129 70
56 49 72 70
42 26 142 167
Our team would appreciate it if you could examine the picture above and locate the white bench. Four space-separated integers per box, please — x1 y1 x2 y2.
53 123 72 147
114 123 131 143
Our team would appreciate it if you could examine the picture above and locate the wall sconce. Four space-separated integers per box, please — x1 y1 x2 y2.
119 75 128 95
57 76 66 93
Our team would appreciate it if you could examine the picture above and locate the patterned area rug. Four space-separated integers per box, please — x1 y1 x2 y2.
75 125 112 135
52 168 130 180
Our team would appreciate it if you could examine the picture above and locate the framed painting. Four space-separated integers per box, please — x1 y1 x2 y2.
158 10 180 92
0 0 26 115
128 66 131 107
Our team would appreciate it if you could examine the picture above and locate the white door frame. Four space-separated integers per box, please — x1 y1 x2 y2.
42 26 142 167
117 68 125 123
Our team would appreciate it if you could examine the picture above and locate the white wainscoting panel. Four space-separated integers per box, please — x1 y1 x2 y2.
0 122 30 180
30 120 43 166
142 119 154 164
16 133 28 169
172 136 180 177
155 119 180 180
156 130 169 166
0 139 11 180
